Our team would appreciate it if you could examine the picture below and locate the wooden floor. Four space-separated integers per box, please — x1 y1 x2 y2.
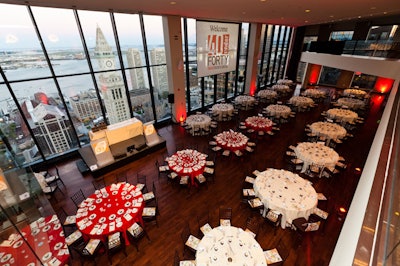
46 87 385 266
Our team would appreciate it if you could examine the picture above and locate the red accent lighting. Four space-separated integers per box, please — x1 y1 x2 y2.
309 64 321 84
374 77 394 94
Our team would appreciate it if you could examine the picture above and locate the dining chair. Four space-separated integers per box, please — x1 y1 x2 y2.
219 207 232 226
155 160 169 180
143 181 156 205
142 198 159 227
72 238 104 266
115 170 128 183
197 211 212 237
106 231 127 264
45 166 65 189
136 173 147 193
64 229 84 259
181 222 199 257
70 189 86 209
55 207 77 233
92 177 106 191
127 222 151 251
292 217 321 246
264 208 283 235
33 172 64 201
244 216 260 239
263 238 290 266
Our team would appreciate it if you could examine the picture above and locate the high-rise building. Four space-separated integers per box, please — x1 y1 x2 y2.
95 26 130 124
69 90 102 122
27 101 74 155
149 48 168 92
126 48 146 89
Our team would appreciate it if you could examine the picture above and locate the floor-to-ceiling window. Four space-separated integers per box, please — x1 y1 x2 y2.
0 3 169 167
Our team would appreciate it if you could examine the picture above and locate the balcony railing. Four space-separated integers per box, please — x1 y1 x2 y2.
305 40 400 59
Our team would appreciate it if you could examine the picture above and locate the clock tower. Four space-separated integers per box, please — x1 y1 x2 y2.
95 25 130 124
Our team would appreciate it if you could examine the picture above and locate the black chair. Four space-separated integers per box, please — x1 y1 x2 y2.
155 160 169 180
115 170 128 183
70 189 86 208
92 177 106 191
244 216 260 239
197 211 212 237
136 173 147 193
142 198 159 227
56 207 77 233
106 231 127 264
143 181 156 206
219 207 232 226
72 238 104 266
127 222 151 251
264 208 283 235
264 238 290 266
45 166 65 189
181 222 199 257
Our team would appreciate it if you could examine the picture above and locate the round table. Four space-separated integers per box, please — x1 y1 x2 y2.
185 114 212 135
245 116 273 132
309 121 347 142
327 108 358 123
337 97 365 110
196 226 267 266
289 96 314 108
276 79 293 86
343 89 367 99
214 130 249 152
76 183 144 244
211 103 234 121
0 215 69 266
166 149 207 185
253 168 318 229
272 84 291 93
257 89 277 100
235 95 256 110
303 89 326 99
294 142 339 173
265 104 291 118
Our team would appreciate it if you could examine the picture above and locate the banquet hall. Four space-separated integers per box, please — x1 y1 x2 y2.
0 0 399 265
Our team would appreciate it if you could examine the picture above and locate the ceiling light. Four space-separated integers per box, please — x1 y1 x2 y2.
304 20 308 23
329 15 334 18
358 16 362 18
370 7 376 10
305 9 311 13
260 0 267 2
170 1 177 5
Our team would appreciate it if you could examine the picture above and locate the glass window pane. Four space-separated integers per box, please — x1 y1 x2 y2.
216 74 225 102
58 75 100 145
94 71 131 124
78 10 121 71
114 13 146 68
31 6 90 76
204 76 214 106
150 65 170 120
0 4 52 80
0 83 39 167
10 79 79 157
143 15 166 65
126 69 155 122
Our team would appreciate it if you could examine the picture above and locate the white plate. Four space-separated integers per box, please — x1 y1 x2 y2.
124 202 131 207
137 197 143 203
121 191 127 196
132 208 138 213
53 223 61 230
89 214 96 220
0 254 11 263
89 205 96 211
31 228 40 236
42 225 51 232
116 222 123 228
12 240 23 249
112 191 118 195
109 214 116 220
125 195 132 200
96 229 103 235
54 242 63 250
42 252 52 261
99 217 106 223
117 209 124 215
96 198 102 203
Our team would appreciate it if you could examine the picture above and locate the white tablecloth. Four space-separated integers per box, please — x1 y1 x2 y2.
327 108 358 123
235 95 256 110
253 169 317 229
288 96 314 107
272 84 291 93
265 105 291 118
343 89 367 99
276 79 293 86
196 226 267 266
310 121 347 141
185 114 211 135
303 89 326 99
257 89 278 99
337 97 365 110
211 103 234 121
294 142 339 173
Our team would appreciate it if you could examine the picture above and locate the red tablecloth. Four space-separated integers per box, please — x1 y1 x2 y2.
75 183 144 245
214 130 249 152
166 149 207 185
245 116 273 132
0 215 69 266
